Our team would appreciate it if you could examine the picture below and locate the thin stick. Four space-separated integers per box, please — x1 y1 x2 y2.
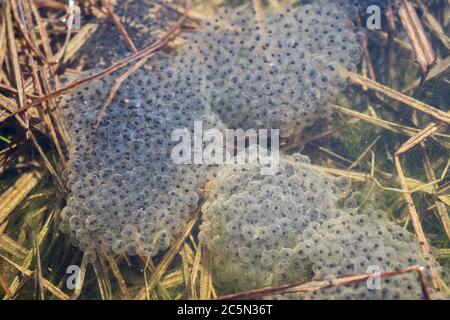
394 156 430 255
106 255 130 299
34 0 66 10
394 122 446 155
217 265 429 300
94 55 151 128
384 1 397 84
346 135 381 172
70 253 90 300
398 0 436 79
420 146 450 240
0 253 69 300
394 155 439 290
8 16 186 117
34 237 45 300
10 0 54 64
135 209 202 299
0 272 12 298
5 0 28 129
28 53 67 166
342 69 450 125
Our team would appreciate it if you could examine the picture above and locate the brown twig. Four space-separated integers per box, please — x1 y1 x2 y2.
105 255 130 299
34 0 66 10
420 146 450 240
6 0 28 129
394 156 430 255
100 0 138 54
34 237 45 300
385 2 396 84
346 135 381 172
28 53 67 166
135 208 202 299
92 255 112 300
394 155 440 290
216 265 430 300
0 272 12 298
394 121 446 155
94 55 151 128
398 0 436 79
342 69 450 125
10 0 55 65
8 16 186 118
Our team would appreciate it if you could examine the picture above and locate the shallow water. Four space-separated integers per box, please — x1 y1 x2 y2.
0 0 448 300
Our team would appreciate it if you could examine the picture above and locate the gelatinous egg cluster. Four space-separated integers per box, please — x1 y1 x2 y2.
303 208 439 300
174 0 364 136
199 153 350 292
60 65 223 258
199 154 441 299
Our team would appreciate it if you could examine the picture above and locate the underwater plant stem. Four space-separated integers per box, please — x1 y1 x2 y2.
343 69 450 125
135 208 202 299
0 253 69 299
0 272 12 298
420 145 450 240
394 122 446 155
394 155 440 290
398 0 436 79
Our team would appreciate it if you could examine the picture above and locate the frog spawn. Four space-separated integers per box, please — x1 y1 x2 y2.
60 66 223 258
175 0 364 136
199 154 442 299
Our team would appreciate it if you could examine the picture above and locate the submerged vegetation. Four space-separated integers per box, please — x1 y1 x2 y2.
0 0 449 300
